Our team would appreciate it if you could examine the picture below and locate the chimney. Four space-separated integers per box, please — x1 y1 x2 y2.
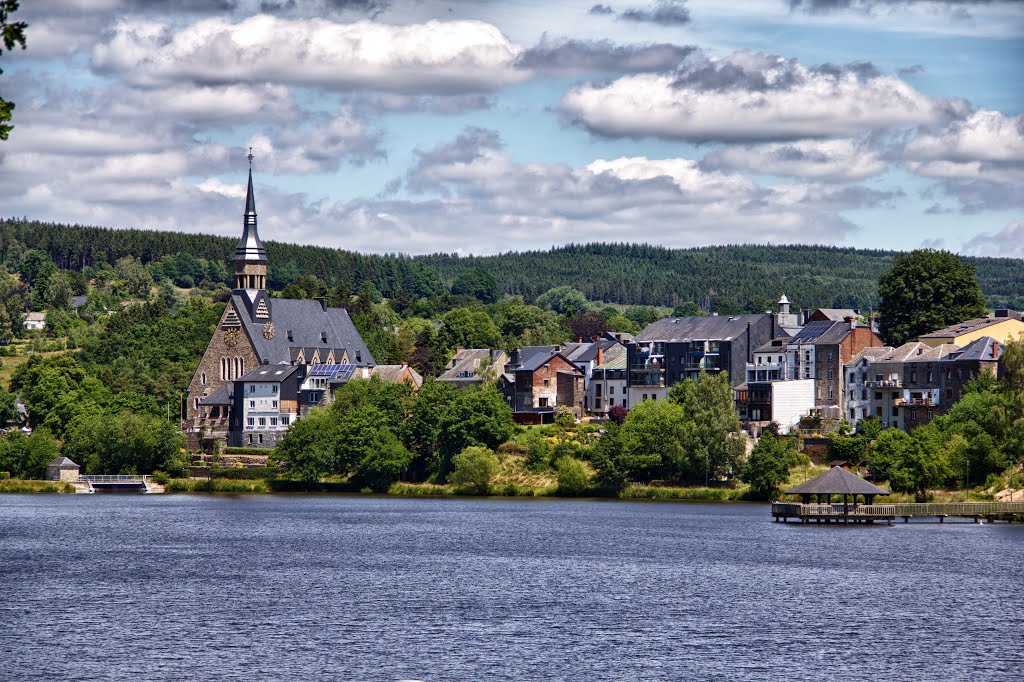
846 316 856 331
993 341 1001 360
510 349 521 368
577 337 583 343
314 297 328 312
597 345 604 367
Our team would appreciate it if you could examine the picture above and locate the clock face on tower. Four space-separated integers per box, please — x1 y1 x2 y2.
263 322 275 340
224 328 241 348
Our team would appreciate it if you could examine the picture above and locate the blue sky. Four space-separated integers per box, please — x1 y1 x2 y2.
0 0 1021 256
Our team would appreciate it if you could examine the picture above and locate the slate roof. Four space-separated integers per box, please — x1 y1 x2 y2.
847 346 894 366
789 320 853 345
811 308 861 322
238 364 302 383
786 466 889 496
878 342 933 363
905 344 958 363
373 364 424 388
636 314 770 342
572 338 619 364
47 457 79 469
920 316 1010 339
231 292 375 367
515 345 561 371
438 349 507 382
942 336 1000 363
199 384 233 405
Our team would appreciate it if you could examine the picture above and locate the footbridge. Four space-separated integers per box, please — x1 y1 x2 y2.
76 475 153 493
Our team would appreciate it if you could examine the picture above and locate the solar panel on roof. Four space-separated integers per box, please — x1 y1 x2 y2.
307 363 356 376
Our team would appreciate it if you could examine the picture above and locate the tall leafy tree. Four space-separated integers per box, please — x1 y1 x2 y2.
878 249 986 346
669 371 744 483
0 0 27 141
450 267 502 304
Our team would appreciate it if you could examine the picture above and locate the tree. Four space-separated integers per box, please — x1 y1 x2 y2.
878 250 986 346
669 372 744 483
556 456 591 496
447 445 499 495
568 312 608 341
617 399 687 483
606 404 627 425
437 307 502 351
535 286 589 316
451 268 502 304
0 385 17 426
0 1 27 141
273 409 342 487
115 256 154 299
339 407 413 492
740 432 799 500
435 385 516 477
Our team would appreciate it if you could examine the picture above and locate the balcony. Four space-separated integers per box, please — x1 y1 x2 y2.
867 379 902 388
895 398 938 407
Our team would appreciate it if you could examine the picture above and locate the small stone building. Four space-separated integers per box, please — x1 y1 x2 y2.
46 457 80 482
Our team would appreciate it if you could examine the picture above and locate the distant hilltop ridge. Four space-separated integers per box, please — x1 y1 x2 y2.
3 218 1024 312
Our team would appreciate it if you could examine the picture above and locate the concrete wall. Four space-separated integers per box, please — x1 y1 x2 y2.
771 380 816 434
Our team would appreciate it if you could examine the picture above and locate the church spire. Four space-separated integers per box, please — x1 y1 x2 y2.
234 148 268 291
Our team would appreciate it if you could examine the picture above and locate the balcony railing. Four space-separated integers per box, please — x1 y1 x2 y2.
867 379 902 388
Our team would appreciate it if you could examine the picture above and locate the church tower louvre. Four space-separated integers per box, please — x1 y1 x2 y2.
234 149 269 291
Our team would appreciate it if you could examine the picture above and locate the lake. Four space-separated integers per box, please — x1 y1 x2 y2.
1 494 1021 680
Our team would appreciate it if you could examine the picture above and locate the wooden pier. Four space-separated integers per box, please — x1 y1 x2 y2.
772 501 1024 524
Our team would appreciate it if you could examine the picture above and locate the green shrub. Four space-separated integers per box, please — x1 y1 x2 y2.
0 471 10 480
150 470 170 485
497 441 527 456
556 456 591 497
525 436 552 471
210 467 280 480
448 446 500 495
555 406 576 427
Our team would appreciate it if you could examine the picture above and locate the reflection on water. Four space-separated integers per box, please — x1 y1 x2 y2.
1 495 1021 680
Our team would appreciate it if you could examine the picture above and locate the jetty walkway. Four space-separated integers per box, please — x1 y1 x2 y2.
75 475 153 494
772 501 1024 524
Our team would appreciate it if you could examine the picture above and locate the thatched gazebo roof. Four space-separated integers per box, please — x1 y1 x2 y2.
786 466 889 497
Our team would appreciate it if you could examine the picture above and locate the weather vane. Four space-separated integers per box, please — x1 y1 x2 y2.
247 146 254 169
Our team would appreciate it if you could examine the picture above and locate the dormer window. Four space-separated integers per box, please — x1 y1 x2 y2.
287 330 294 342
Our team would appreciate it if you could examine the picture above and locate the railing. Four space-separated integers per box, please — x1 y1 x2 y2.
867 380 902 388
77 475 149 483
895 399 937 407
773 501 1024 518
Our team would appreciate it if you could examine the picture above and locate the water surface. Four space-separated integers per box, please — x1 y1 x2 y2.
1 495 1021 680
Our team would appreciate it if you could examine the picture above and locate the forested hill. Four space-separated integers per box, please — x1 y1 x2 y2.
4 218 1023 311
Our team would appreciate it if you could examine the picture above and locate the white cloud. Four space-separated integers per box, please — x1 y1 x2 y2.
91 15 528 94
963 220 1024 258
559 51 939 142
701 138 887 181
902 109 1024 184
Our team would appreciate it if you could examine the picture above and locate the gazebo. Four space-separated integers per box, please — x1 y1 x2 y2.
786 465 889 512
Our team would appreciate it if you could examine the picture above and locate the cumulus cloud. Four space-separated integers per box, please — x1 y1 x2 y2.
516 38 696 75
901 108 1024 211
560 51 939 142
247 108 385 174
963 220 1024 257
789 0 1000 13
701 138 888 181
91 15 527 94
620 1 692 25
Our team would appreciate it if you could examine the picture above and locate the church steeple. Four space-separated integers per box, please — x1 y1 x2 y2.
234 149 268 291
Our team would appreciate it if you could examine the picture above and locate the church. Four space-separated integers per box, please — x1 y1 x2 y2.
185 161 376 449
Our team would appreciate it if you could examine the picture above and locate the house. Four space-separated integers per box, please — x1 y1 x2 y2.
918 310 1024 348
438 349 509 388
502 345 585 424
45 457 80 482
24 312 46 332
627 312 780 405
844 346 894 425
865 342 956 430
586 339 628 416
734 379 815 435
186 162 375 448
371 364 424 390
229 364 304 448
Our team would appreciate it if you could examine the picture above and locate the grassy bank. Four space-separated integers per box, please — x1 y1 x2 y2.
0 479 74 494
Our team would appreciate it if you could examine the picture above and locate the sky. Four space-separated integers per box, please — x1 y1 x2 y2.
1 0 1022 257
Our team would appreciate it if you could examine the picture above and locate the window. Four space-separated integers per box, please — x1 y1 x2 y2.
595 398 602 410
272 400 278 408
928 371 933 383
849 373 855 384
609 398 615 406
875 392 882 400
850 408 855 419
609 386 615 395
543 379 550 387
828 351 834 362
642 394 648 401
271 417 278 426
596 384 602 397
193 398 200 409
892 406 898 417
249 385 255 393
249 400 255 408
651 394 657 400
539 397 548 408
201 372 207 385
310 392 320 403
828 387 833 401
259 417 266 427
281 416 290 426
272 385 278 394
247 417 254 427
876 406 882 417
946 388 952 399
828 368 833 380
911 371 917 383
